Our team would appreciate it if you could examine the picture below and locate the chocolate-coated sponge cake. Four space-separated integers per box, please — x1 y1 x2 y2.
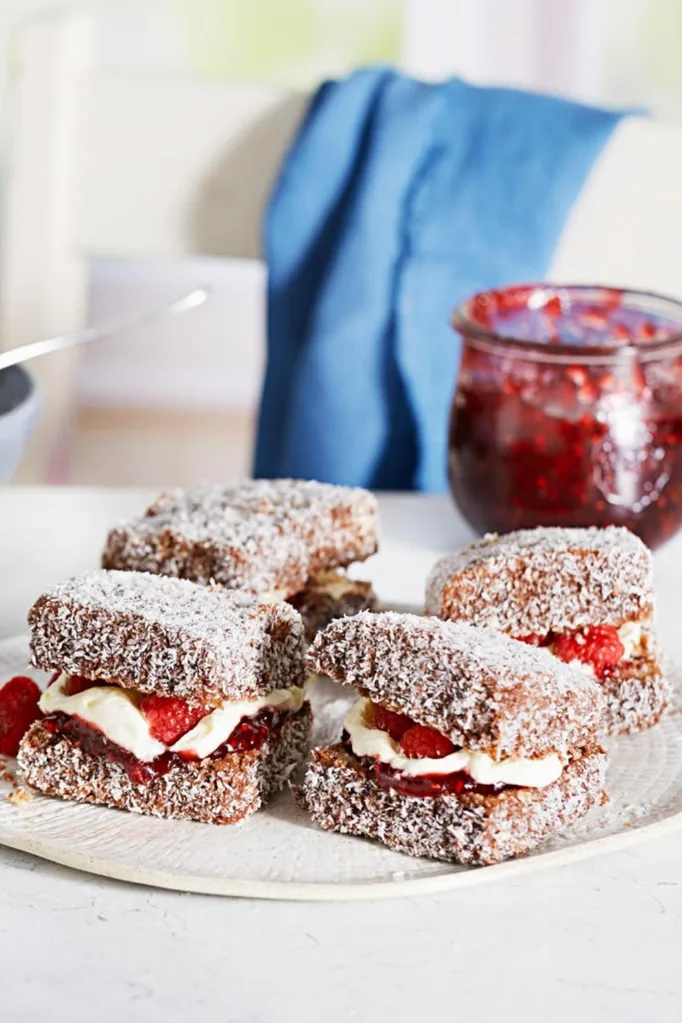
19 570 311 824
302 612 607 866
102 479 379 638
28 570 305 705
426 526 669 735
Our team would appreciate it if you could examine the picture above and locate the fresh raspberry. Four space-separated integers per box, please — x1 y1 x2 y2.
372 704 414 741
400 724 455 759
0 676 43 756
63 674 97 696
552 625 624 679
139 694 209 745
515 633 548 647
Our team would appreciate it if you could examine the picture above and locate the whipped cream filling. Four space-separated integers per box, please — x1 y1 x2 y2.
308 570 362 600
257 588 290 603
39 673 305 762
616 620 646 660
260 570 362 604
171 688 304 759
344 698 563 789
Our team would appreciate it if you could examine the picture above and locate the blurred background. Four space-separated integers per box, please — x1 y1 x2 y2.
2 0 682 487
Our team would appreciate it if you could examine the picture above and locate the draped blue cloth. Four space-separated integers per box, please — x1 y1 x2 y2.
255 69 625 490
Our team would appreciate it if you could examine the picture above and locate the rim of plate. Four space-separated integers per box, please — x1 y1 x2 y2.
3 811 682 901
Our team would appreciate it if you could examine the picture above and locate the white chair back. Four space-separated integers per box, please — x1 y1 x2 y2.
0 13 307 480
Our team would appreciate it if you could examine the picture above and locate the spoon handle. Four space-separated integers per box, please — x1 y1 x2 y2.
0 286 210 373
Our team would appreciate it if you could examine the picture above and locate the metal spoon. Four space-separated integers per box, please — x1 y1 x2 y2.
0 286 210 373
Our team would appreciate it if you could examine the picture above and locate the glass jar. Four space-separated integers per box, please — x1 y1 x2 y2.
449 284 682 550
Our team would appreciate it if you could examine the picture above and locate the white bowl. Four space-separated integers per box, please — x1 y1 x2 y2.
0 366 40 482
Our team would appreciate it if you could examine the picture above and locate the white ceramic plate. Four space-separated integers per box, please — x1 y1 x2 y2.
1 634 681 901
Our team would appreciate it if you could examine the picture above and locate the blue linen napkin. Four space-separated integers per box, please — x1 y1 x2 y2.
255 68 625 491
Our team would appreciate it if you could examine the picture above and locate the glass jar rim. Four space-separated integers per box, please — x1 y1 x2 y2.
452 283 682 364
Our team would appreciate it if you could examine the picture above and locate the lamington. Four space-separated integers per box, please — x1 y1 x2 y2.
302 612 607 866
102 479 379 641
426 526 669 735
17 570 311 824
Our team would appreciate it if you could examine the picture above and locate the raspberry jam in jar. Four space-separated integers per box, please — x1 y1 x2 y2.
449 285 682 549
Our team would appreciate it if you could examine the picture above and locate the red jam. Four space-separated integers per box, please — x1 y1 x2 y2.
196 707 277 756
450 285 682 549
371 759 505 798
43 713 178 785
44 706 284 785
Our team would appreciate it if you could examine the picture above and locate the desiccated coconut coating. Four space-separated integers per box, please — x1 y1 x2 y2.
602 657 669 735
425 526 653 633
29 570 305 706
307 612 604 761
302 743 607 865
18 704 312 825
102 479 379 597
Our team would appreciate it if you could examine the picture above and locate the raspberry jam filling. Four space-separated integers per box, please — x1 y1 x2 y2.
43 705 286 786
43 713 178 786
343 703 509 799
516 624 625 679
371 758 505 798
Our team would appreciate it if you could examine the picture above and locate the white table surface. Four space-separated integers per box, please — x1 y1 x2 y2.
2 486 682 1023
